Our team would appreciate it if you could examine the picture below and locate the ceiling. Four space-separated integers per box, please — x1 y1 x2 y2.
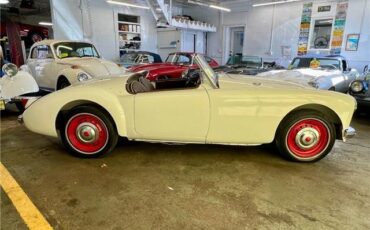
1 0 51 17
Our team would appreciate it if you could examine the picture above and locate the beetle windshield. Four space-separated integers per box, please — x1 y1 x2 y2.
54 42 100 59
194 54 219 88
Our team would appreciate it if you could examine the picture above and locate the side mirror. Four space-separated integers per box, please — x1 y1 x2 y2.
2 63 18 77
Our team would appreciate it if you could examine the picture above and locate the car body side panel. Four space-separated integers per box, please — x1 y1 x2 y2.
132 86 210 142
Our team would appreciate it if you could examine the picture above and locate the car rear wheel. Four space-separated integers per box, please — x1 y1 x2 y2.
275 111 336 162
61 106 118 158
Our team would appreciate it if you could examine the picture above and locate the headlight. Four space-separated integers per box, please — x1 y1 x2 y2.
77 72 92 82
2 63 18 77
350 80 364 93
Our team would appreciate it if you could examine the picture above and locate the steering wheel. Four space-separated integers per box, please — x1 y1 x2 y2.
186 69 201 86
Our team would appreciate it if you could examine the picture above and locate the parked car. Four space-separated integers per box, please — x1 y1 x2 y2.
0 63 39 111
119 51 162 68
21 54 356 162
256 55 360 93
20 40 126 91
214 55 284 75
129 52 219 81
349 65 370 108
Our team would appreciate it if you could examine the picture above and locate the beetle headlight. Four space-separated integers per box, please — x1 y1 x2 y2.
350 80 365 93
77 72 92 82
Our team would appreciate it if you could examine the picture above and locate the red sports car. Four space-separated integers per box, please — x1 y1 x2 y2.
129 52 219 81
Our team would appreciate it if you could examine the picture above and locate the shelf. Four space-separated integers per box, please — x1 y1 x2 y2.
118 21 140 25
118 31 140 34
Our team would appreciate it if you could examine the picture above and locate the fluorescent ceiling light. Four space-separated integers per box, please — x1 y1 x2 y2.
107 0 149 9
209 5 231 12
188 0 208 7
39 22 53 26
0 0 9 4
253 0 301 7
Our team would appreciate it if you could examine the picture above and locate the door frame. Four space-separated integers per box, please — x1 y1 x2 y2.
222 24 246 64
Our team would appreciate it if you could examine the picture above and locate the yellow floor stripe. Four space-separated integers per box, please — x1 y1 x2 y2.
0 162 53 230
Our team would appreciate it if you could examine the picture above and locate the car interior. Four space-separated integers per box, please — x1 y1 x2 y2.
126 69 201 94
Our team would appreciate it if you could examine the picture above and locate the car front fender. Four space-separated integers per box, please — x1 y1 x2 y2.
23 85 129 138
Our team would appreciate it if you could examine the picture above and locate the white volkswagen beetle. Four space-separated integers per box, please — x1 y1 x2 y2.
21 55 356 162
21 40 126 91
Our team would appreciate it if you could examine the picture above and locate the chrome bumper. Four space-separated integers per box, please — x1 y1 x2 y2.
18 115 23 124
343 126 356 141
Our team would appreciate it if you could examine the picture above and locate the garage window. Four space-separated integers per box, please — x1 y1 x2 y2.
309 19 333 50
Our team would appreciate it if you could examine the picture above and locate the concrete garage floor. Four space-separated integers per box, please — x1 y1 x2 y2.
1 109 369 230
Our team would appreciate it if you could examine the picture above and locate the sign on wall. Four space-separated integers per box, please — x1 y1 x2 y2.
297 2 313 56
330 1 348 55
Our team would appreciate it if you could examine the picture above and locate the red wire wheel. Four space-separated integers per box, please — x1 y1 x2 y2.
286 118 330 159
65 113 109 154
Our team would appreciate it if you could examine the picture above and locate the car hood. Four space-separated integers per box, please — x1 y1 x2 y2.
56 57 126 77
220 73 310 90
256 68 343 86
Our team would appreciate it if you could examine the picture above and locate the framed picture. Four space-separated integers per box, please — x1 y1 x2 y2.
345 34 360 51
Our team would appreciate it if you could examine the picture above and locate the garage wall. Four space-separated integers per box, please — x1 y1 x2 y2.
50 0 157 62
184 0 369 71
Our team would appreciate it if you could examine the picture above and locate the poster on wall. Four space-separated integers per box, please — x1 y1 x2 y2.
297 2 313 56
345 34 360 51
330 1 348 55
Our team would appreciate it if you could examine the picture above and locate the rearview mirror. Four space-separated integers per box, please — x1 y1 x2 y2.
2 63 18 77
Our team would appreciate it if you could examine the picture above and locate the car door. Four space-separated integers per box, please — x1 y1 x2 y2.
133 86 210 142
27 45 55 90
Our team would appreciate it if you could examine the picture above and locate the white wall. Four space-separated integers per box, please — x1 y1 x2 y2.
341 0 370 72
50 0 157 62
184 0 370 71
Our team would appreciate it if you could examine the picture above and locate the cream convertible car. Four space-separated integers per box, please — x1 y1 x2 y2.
21 55 356 162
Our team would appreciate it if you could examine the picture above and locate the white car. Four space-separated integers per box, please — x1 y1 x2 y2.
0 63 39 111
21 40 126 91
21 55 356 162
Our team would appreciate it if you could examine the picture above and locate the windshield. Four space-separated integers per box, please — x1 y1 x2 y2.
290 57 340 70
227 55 262 68
194 54 218 88
54 42 100 59
165 53 192 65
120 53 139 63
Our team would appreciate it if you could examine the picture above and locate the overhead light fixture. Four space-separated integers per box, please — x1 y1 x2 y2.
209 5 231 12
39 22 53 26
188 0 208 7
253 0 301 7
106 0 150 9
0 0 9 4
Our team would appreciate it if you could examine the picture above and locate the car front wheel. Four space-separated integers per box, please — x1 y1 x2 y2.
61 106 118 158
275 111 336 162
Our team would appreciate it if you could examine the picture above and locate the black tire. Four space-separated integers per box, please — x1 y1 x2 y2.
60 106 118 158
57 78 71 90
275 110 336 162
